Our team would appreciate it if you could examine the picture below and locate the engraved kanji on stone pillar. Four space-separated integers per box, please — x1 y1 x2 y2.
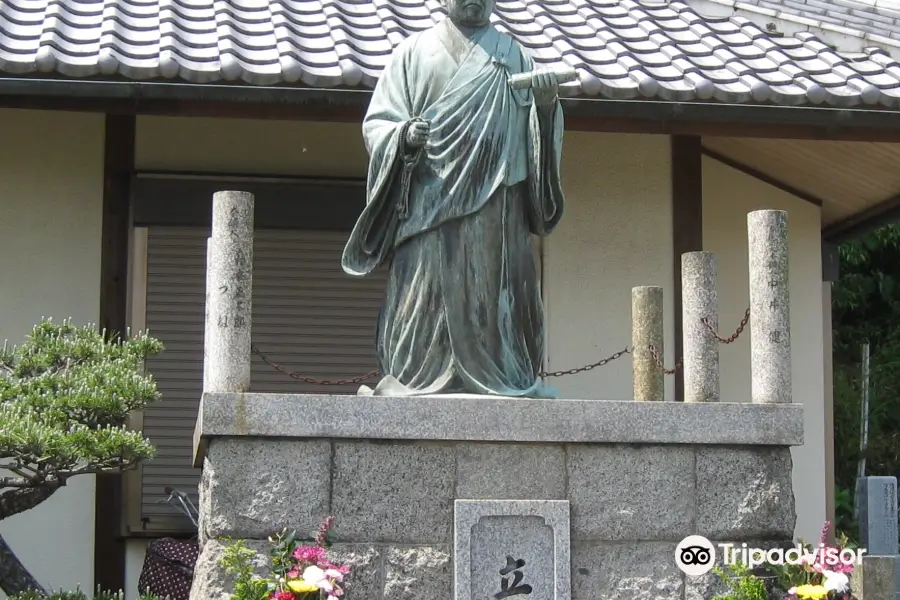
748 210 791 404
204 191 254 394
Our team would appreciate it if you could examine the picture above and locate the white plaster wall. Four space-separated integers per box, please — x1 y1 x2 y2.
0 109 105 597
544 132 676 402
125 540 149 599
703 156 826 543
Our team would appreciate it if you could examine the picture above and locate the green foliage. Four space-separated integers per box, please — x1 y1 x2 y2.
710 563 769 600
221 519 348 600
831 223 900 542
0 318 163 518
269 528 299 581
833 224 900 341
219 538 272 600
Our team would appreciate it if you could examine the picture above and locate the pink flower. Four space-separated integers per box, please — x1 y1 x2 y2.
316 516 336 546
320 560 350 575
270 592 294 600
819 521 832 545
833 561 855 574
286 569 299 579
293 545 327 564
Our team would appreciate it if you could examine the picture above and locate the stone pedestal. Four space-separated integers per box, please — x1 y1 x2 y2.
191 393 803 600
859 556 898 600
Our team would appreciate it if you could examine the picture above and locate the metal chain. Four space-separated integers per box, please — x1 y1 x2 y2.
251 344 631 384
702 306 750 344
538 347 631 378
252 345 380 385
647 306 751 376
648 345 683 375
250 308 753 384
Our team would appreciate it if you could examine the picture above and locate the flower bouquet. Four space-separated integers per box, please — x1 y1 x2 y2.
219 517 351 600
769 521 859 600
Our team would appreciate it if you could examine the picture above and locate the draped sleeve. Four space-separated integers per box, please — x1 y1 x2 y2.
520 51 566 236
342 36 420 277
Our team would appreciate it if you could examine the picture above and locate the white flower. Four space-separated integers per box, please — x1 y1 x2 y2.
303 565 335 592
303 565 325 584
325 568 344 583
823 570 850 593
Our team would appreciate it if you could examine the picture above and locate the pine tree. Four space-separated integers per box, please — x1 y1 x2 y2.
0 318 163 596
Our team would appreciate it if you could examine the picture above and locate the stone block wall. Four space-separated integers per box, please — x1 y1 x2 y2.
192 437 796 600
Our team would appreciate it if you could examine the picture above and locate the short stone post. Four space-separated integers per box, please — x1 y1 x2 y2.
204 191 254 394
632 286 664 401
748 210 791 404
682 251 720 403
858 556 898 600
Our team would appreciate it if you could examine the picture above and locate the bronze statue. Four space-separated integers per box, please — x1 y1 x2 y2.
342 0 567 398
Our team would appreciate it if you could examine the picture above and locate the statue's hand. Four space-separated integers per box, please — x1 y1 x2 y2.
405 119 430 149
531 68 559 108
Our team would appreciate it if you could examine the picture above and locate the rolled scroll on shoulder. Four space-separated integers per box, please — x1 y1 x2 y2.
508 65 579 90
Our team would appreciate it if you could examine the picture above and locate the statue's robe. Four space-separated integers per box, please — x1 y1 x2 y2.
342 17 565 397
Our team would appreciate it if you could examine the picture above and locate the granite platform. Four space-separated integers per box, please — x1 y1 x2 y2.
190 392 804 600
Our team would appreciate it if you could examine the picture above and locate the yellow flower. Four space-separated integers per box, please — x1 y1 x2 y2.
287 579 319 593
794 584 829 599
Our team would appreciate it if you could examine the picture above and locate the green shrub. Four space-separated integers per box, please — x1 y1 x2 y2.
710 563 770 600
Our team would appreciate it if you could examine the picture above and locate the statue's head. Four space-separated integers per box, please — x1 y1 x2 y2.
444 0 495 28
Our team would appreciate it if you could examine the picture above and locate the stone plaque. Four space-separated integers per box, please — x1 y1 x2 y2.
858 476 898 555
454 500 570 600
857 476 900 599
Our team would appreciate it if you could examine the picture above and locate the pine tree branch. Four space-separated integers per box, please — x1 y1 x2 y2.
0 485 61 521
1 458 140 491
0 533 46 596
0 477 31 488
0 463 33 480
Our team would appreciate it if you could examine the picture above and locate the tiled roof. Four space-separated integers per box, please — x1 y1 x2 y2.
3 0 900 108
702 0 900 52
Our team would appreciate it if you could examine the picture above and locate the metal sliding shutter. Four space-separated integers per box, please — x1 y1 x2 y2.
140 226 386 532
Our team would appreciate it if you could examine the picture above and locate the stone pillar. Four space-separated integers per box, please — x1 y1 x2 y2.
858 556 898 600
748 210 791 404
632 286 664 401
203 237 212 392
682 251 719 403
204 191 254 393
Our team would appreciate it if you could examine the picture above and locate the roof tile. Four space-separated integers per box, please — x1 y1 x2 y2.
4 0 900 108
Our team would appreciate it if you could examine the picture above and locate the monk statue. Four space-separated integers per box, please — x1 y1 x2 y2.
341 0 567 398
